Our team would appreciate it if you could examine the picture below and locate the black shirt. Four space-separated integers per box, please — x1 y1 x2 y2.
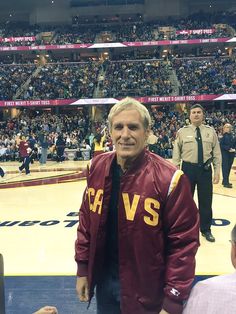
104 160 122 278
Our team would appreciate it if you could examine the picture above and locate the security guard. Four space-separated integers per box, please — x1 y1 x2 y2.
172 104 221 242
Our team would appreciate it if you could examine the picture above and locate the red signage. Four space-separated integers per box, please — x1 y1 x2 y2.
0 37 235 52
0 36 36 43
0 94 236 107
176 29 216 35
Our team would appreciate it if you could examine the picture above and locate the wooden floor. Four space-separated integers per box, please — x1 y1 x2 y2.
0 159 235 278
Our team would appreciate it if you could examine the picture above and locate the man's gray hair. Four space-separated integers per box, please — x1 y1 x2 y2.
231 224 236 243
190 103 205 114
108 97 151 130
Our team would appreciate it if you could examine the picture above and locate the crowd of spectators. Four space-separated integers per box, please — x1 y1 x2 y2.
0 64 36 100
21 62 101 100
112 49 161 61
112 23 161 42
1 56 236 100
172 10 236 29
0 54 36 65
1 54 236 100
0 23 40 47
51 26 96 45
0 22 58 47
42 19 233 42
0 11 235 48
0 110 90 162
0 107 235 162
174 57 236 95
100 60 173 97
0 22 39 37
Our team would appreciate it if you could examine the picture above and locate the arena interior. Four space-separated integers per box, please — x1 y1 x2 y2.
0 0 235 313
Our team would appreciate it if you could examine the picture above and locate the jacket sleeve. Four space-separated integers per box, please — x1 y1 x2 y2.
220 135 230 151
75 186 91 277
162 171 200 314
212 129 222 177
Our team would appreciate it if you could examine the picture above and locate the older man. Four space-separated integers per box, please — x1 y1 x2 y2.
183 224 236 313
172 104 221 242
75 97 199 314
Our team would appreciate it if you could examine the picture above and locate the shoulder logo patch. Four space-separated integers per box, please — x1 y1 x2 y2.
170 288 180 296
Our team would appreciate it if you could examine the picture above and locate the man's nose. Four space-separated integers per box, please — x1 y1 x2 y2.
121 127 130 138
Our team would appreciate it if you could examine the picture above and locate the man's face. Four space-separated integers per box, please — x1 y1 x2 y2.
110 109 149 162
190 107 204 126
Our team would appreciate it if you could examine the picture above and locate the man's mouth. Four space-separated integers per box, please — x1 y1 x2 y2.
119 143 134 147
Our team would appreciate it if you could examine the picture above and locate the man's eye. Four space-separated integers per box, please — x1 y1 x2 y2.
129 126 138 130
114 125 123 130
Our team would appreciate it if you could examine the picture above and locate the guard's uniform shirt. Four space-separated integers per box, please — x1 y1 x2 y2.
172 124 221 176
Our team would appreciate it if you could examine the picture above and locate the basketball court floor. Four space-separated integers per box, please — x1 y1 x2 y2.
0 159 235 313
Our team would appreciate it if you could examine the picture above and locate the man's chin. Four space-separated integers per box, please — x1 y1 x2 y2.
117 151 136 160
119 153 133 158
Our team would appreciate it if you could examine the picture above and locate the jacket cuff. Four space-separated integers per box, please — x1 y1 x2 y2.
77 261 88 277
162 297 183 314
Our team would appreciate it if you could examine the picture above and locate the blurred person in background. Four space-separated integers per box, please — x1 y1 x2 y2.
80 139 91 160
220 123 236 188
18 135 31 175
183 224 236 313
55 134 65 163
38 131 49 166
93 127 106 157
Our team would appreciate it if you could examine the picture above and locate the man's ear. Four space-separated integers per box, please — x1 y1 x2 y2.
145 128 151 140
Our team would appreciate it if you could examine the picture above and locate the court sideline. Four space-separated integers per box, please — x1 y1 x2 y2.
0 160 235 313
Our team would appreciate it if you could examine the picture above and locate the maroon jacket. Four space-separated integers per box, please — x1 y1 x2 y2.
19 140 29 158
75 149 199 314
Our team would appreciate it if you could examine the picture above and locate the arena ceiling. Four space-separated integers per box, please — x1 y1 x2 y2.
0 0 67 10
1 0 234 11
0 0 235 22
0 0 69 22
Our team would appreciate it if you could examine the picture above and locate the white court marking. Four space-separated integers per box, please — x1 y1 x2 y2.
0 160 235 276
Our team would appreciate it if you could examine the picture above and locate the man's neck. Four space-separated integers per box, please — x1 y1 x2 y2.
116 149 146 173
192 122 202 127
116 157 134 173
